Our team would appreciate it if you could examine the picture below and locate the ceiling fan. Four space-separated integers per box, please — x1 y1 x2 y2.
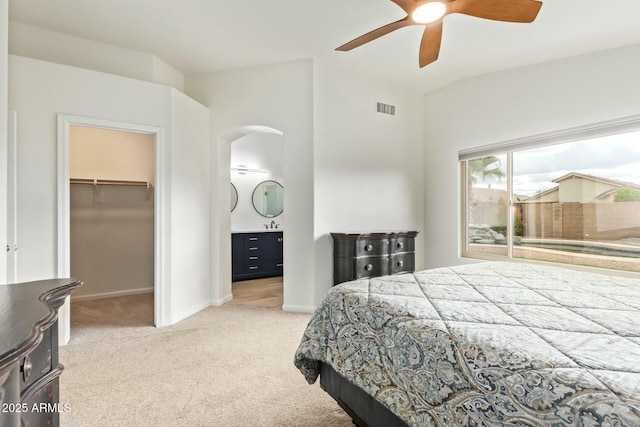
336 0 543 67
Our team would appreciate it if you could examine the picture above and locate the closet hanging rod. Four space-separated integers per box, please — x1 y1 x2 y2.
70 178 150 188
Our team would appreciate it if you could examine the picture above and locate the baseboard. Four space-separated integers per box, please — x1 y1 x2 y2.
210 293 233 306
282 304 316 314
71 287 153 302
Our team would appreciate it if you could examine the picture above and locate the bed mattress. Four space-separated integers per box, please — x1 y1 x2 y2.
294 262 640 426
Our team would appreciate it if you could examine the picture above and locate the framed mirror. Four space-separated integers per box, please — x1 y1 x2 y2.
231 183 238 212
252 180 284 217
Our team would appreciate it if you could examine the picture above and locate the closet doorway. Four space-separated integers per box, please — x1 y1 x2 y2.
58 115 165 344
70 125 154 322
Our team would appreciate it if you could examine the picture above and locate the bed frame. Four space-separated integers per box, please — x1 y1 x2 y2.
319 363 408 427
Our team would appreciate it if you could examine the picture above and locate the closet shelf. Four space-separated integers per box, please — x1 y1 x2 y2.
70 178 150 188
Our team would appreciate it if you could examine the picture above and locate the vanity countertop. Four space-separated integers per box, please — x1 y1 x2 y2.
232 228 283 233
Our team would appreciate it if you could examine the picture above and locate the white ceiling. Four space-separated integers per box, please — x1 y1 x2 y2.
9 0 640 93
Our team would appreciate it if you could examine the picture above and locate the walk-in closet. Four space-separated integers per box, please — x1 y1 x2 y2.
69 125 155 326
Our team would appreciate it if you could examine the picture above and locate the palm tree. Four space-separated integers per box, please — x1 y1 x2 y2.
466 156 506 230
468 156 505 187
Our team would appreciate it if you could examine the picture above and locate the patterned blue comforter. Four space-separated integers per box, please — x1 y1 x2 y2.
294 262 640 426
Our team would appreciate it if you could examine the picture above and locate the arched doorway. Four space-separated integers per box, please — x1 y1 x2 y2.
211 125 285 308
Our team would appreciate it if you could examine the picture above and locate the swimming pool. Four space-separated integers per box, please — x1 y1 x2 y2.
521 240 640 259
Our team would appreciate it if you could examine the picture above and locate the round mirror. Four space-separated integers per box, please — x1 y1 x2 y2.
252 180 284 217
231 183 238 212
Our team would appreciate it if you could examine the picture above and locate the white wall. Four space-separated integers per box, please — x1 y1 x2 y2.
313 63 425 302
231 132 284 229
9 56 169 281
9 22 185 91
185 60 315 311
423 43 640 269
186 60 425 309
169 89 211 322
0 0 7 284
8 55 211 328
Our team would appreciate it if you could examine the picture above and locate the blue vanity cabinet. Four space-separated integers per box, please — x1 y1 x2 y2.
232 232 283 281
262 232 284 275
231 233 244 279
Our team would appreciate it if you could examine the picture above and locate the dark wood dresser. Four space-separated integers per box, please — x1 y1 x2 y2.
331 231 419 285
0 278 82 427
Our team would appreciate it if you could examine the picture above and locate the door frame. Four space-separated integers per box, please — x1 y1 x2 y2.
6 111 17 283
57 114 166 344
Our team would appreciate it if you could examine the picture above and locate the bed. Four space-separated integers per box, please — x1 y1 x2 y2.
294 261 640 426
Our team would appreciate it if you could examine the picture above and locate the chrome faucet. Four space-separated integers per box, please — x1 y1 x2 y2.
270 220 276 229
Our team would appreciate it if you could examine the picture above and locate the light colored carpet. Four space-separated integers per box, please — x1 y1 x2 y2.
60 295 353 426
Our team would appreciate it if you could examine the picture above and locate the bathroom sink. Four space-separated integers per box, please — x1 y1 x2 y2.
231 226 282 233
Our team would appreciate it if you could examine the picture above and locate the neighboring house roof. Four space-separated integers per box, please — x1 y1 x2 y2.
552 172 640 190
519 172 640 203
596 188 618 201
520 185 559 203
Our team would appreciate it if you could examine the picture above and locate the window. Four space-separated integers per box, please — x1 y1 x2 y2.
461 118 640 274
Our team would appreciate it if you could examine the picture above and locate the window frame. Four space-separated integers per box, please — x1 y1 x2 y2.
459 114 640 278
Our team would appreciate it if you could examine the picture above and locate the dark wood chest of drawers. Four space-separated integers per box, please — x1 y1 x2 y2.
331 231 419 285
0 279 82 427
232 232 284 281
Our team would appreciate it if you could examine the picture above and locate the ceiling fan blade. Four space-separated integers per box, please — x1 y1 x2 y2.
419 21 443 68
336 17 412 51
390 0 419 14
450 0 542 23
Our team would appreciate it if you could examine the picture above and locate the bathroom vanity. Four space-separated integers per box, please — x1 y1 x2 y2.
232 231 284 281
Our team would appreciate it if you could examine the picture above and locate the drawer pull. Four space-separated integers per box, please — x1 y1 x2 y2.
365 244 373 251
277 263 284 267
21 355 32 381
397 242 404 249
249 256 258 260
249 237 258 241
365 264 373 271
397 260 404 268
249 266 259 270
249 247 258 250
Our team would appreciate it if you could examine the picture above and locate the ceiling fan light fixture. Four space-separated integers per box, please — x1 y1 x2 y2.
412 2 447 24
336 0 542 68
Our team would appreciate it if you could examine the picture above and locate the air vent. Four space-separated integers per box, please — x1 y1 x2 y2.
376 102 396 116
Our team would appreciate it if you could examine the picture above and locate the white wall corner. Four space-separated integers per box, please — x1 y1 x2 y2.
152 56 185 92
10 21 187 93
210 294 233 306
9 22 156 83
170 300 211 325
